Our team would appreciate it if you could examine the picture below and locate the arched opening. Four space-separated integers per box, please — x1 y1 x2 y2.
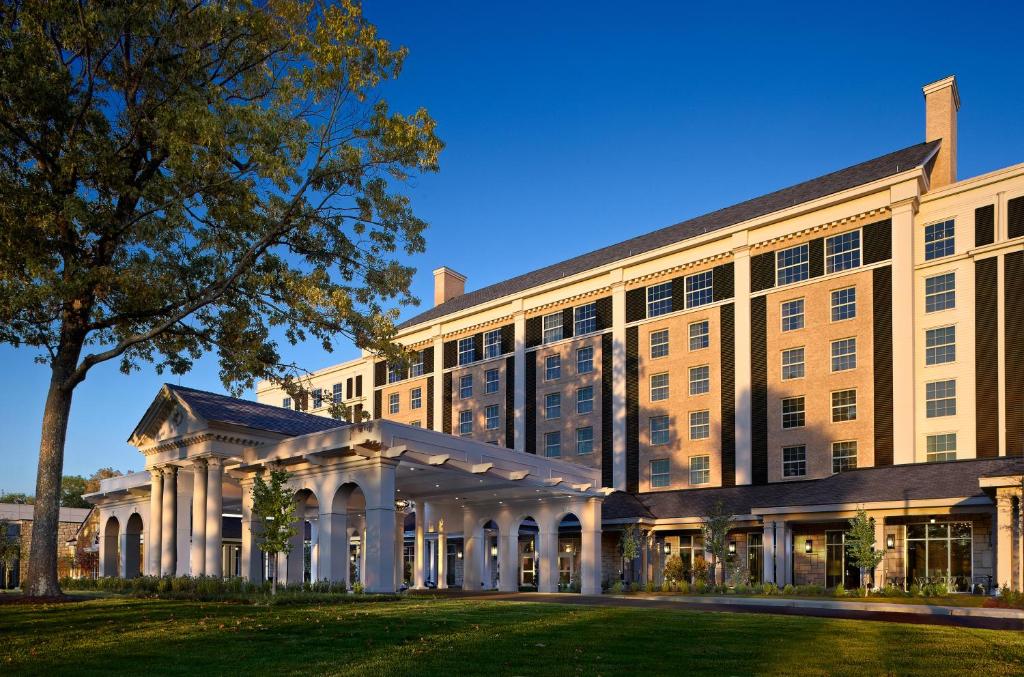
124 513 144 579
514 515 539 591
554 512 582 593
102 516 120 577
294 489 320 583
331 482 365 588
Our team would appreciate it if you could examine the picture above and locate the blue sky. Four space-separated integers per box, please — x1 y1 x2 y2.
2 0 1023 493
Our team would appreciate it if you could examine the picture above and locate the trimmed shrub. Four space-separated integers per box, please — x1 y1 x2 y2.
610 580 624 594
629 581 640 593
832 584 846 597
660 580 671 593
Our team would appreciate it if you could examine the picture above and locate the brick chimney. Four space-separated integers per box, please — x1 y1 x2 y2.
923 75 960 189
433 267 466 306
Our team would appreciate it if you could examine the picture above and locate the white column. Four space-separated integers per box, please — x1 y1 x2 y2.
118 531 129 578
362 462 397 593
318 511 347 583
873 516 886 590
310 520 320 582
513 308 526 451
610 274 627 490
580 498 603 595
732 236 753 485
482 531 493 589
996 491 1015 589
537 529 559 593
779 523 793 587
762 521 776 584
890 189 918 464
437 521 449 589
241 481 263 582
160 465 178 576
414 500 427 588
204 458 223 577
499 528 518 592
432 331 444 433
148 469 163 576
462 509 483 591
285 505 305 585
394 511 405 588
190 459 207 576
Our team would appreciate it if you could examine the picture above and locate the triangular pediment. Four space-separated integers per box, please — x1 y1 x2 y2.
128 385 209 449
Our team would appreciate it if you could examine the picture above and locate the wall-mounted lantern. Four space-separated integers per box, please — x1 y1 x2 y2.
886 535 895 550
490 544 498 557
456 550 463 559
663 542 671 555
804 539 813 554
728 541 736 555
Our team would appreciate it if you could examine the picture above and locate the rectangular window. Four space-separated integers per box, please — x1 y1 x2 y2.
282 397 292 409
685 270 713 308
689 410 710 440
689 320 710 350
831 287 856 322
410 351 424 377
650 415 670 445
312 388 323 409
781 347 805 380
387 363 401 384
832 441 858 473
574 302 597 335
926 380 957 418
388 393 400 414
410 387 422 410
783 445 807 477
650 373 669 402
925 272 956 313
926 433 957 462
459 374 472 399
689 365 710 395
781 396 805 429
651 459 670 488
576 427 594 454
545 354 561 381
545 392 561 420
544 431 561 458
483 330 501 359
576 386 594 414
410 421 422 428
776 243 809 285
458 410 472 436
831 389 857 422
576 346 593 374
650 329 670 358
333 383 343 404
831 338 857 372
542 312 563 344
458 337 476 365
647 281 673 317
689 456 710 485
825 230 861 273
924 219 955 260
925 326 956 365
484 368 499 394
485 404 499 430
781 299 804 332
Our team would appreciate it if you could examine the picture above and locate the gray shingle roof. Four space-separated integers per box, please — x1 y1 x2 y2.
399 140 940 330
603 456 1018 521
168 384 347 438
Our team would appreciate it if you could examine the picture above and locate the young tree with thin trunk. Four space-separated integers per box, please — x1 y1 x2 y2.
250 468 297 596
700 499 734 586
0 520 20 589
0 0 442 596
845 508 884 597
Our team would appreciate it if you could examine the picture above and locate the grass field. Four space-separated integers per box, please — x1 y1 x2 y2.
2 596 1023 676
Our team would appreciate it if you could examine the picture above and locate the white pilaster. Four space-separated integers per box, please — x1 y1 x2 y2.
890 186 919 464
241 482 263 582
580 498 602 595
414 500 427 588
873 516 886 590
318 511 347 583
513 308 526 451
204 458 223 577
432 329 444 433
461 509 483 591
148 469 163 576
762 521 776 584
732 235 753 485
160 465 178 576
190 459 207 576
996 491 1016 589
361 463 397 593
437 520 448 589
285 508 305 585
537 529 559 593
610 273 627 490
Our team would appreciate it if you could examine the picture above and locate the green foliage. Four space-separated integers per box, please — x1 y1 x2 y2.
692 557 709 585
985 586 1024 610
250 468 297 595
832 583 847 597
660 579 671 593
761 583 779 595
0 492 33 504
782 584 795 595
609 580 624 594
629 581 641 593
619 525 642 562
644 580 654 593
699 500 734 585
0 519 20 588
60 476 89 508
663 554 685 583
844 509 885 597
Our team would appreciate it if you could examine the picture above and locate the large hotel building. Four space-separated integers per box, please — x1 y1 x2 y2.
89 77 1024 595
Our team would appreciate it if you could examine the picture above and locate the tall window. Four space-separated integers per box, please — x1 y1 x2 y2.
544 431 561 457
545 392 561 420
831 338 857 372
748 534 763 585
388 363 401 384
542 312 563 344
459 374 472 399
650 329 669 358
332 383 343 404
545 354 561 381
485 404 499 430
650 415 670 445
781 299 804 332
388 393 400 414
781 396 805 429
776 243 809 285
689 320 709 350
576 386 594 414
783 445 806 477
685 270 713 308
576 427 594 454
926 380 957 417
651 459 670 488
485 368 499 394
924 219 955 260
925 272 956 312
906 521 973 592
282 397 292 409
925 326 956 365
410 351 424 377
825 230 861 273
832 441 857 473
689 365 710 395
483 330 501 359
689 456 710 485
689 410 710 440
831 287 856 321
576 346 593 374
647 281 673 317
831 389 857 422
574 302 597 335
459 410 472 436
650 373 669 402
312 388 323 409
781 347 805 380
458 337 476 365
926 433 957 462
410 387 422 410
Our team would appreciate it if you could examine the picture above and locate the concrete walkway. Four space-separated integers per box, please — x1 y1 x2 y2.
458 591 1024 631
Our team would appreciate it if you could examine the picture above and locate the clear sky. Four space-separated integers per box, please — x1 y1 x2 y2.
2 0 1023 494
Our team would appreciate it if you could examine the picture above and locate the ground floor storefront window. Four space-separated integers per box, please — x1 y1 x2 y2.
906 521 972 592
747 533 762 584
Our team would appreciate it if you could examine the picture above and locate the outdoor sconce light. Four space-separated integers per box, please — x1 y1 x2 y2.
456 550 463 559
564 543 574 554
886 535 895 550
929 518 936 524
663 542 671 555
804 539 813 554
728 541 736 555
350 554 356 563
490 544 498 557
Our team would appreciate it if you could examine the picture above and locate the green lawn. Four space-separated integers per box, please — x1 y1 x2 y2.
2 597 1023 676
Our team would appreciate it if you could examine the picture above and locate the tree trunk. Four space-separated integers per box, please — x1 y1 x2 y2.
25 364 76 597
271 556 277 595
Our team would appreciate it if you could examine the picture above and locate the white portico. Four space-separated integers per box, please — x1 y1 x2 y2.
88 384 606 594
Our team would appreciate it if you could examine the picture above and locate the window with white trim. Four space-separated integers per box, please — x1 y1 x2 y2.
689 320 709 350
781 347 805 380
483 330 501 359
924 219 955 260
484 368 499 394
410 387 422 410
689 410 710 440
650 373 669 402
685 270 713 308
576 427 594 454
542 312 563 344
545 392 561 420
650 329 669 358
312 388 323 409
781 299 804 332
574 302 597 336
650 415 670 445
831 338 857 372
388 393 399 414
410 421 421 428
831 287 856 321
410 351 424 377
647 281 673 317
781 396 805 429
544 431 561 458
576 386 594 414
925 326 956 365
282 397 292 409
776 244 809 285
387 363 401 384
926 433 957 462
332 383 343 404
925 272 955 313
689 365 710 395
545 354 561 381
926 380 956 417
651 459 670 488
689 455 710 485
832 441 858 473
459 374 472 399
831 389 857 422
485 404 499 430
458 337 476 365
458 410 472 436
783 445 806 477
825 230 861 273
576 346 593 374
